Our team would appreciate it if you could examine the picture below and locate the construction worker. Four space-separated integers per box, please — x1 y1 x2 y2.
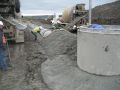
27 22 52 40
31 26 40 40
0 21 8 71
72 25 77 33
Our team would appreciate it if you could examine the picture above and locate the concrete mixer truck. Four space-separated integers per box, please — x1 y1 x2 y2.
62 4 88 32
0 0 24 43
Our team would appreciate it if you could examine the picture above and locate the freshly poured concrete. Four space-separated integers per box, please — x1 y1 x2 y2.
42 55 120 90
77 27 120 75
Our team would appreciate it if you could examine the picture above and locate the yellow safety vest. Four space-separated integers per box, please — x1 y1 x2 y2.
32 27 40 33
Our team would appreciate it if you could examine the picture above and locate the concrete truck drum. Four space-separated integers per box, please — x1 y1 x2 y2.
62 4 87 23
62 4 88 32
62 7 74 23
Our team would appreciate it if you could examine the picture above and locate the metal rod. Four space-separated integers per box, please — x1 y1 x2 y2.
6 40 11 64
4 25 12 65
89 0 92 25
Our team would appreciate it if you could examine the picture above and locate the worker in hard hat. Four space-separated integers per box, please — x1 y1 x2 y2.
31 26 52 40
0 21 8 71
31 26 40 41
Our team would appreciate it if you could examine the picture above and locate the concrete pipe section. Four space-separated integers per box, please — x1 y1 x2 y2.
77 25 120 76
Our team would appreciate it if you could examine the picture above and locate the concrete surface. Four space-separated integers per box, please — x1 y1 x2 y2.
77 27 120 75
42 55 120 90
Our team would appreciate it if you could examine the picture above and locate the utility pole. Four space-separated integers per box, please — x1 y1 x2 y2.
89 0 92 25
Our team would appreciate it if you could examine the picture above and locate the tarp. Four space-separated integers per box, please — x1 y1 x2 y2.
15 23 27 30
11 19 27 30
40 26 52 37
89 24 104 30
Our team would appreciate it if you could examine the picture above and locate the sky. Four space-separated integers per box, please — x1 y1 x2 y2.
21 0 116 15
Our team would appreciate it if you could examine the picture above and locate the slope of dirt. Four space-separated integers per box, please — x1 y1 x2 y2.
41 30 77 60
92 0 120 24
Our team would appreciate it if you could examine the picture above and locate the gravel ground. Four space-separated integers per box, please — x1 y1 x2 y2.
1 21 120 90
0 30 51 90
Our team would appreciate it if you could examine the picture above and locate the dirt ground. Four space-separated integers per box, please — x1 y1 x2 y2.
1 21 120 90
0 30 51 90
0 21 77 90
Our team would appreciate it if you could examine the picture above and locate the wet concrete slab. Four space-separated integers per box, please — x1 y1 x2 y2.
42 55 120 90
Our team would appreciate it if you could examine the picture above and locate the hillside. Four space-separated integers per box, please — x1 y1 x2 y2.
92 0 120 24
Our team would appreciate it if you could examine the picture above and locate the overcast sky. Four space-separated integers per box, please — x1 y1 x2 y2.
21 0 116 15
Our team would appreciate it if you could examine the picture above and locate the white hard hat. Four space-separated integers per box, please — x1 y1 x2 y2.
0 21 4 26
